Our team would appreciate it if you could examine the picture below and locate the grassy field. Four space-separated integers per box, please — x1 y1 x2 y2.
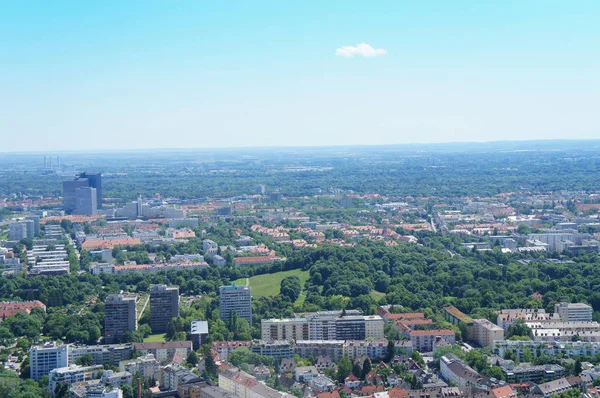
234 269 310 298
143 333 166 343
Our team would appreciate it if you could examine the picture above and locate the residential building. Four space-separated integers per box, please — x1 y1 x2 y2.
294 366 319 382
530 378 576 397
308 312 384 340
191 320 209 350
69 344 133 368
409 330 456 352
49 365 103 396
251 340 293 360
219 285 252 326
294 340 345 362
26 215 41 237
29 343 69 382
132 341 192 364
261 318 309 341
501 363 565 383
0 300 46 319
495 309 556 333
104 294 137 344
344 340 388 359
9 221 33 241
212 341 252 361
473 319 504 348
199 385 237 398
119 354 159 383
440 354 485 389
162 362 204 390
494 340 600 360
150 284 180 333
444 306 474 340
218 366 292 398
555 302 593 322
310 375 336 392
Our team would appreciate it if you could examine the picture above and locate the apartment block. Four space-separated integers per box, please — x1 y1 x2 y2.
104 294 137 344
472 318 504 348
409 329 456 352
149 284 180 333
132 341 192 364
219 285 252 326
294 340 345 362
49 365 103 395
261 318 309 341
251 340 293 360
29 343 69 382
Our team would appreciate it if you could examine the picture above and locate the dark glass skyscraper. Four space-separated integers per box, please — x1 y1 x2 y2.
79 172 102 208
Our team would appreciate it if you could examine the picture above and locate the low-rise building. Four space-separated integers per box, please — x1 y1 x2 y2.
294 366 319 382
119 354 159 383
212 341 252 361
409 329 456 352
501 363 565 383
49 365 103 396
132 341 192 364
294 340 344 362
191 320 209 350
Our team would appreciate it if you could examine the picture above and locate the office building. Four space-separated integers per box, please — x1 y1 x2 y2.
74 187 97 215
149 284 180 333
555 302 593 322
219 285 252 326
79 172 103 208
191 320 209 350
63 178 90 213
473 318 504 348
261 318 309 341
104 294 137 344
29 343 69 382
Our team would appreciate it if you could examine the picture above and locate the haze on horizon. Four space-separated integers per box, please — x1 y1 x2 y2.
1 1 599 153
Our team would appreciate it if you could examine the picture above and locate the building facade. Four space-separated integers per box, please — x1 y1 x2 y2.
261 318 309 341
473 318 504 348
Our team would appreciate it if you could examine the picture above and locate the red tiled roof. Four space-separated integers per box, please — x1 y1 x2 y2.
409 329 455 336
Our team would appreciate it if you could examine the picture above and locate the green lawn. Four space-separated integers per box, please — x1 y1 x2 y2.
143 333 166 343
234 269 310 298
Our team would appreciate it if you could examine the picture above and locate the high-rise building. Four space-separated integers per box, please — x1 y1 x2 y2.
79 172 103 209
63 172 103 213
26 215 41 237
219 285 252 326
63 178 90 213
9 222 30 241
75 187 98 215
104 294 137 344
29 343 69 381
472 318 504 349
149 285 180 333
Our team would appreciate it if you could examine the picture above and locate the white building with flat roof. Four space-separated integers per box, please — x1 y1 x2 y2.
555 302 593 322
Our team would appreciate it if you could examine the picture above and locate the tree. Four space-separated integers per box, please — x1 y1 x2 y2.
75 354 94 366
507 319 532 339
574 358 582 376
187 350 199 367
385 340 395 362
522 348 534 363
362 358 372 379
336 356 352 383
121 385 134 398
280 276 301 302
352 363 362 380
54 382 70 398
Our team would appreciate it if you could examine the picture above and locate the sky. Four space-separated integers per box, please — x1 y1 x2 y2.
1 1 599 152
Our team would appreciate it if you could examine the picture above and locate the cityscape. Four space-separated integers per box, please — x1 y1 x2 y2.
1 142 600 398
2 1 600 397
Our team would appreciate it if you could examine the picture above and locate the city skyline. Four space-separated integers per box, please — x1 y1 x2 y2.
2 1 599 152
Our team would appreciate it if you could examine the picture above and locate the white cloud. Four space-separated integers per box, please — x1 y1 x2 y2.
335 43 387 58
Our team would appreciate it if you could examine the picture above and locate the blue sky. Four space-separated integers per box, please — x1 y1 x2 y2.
1 1 599 152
